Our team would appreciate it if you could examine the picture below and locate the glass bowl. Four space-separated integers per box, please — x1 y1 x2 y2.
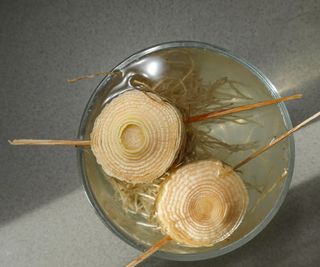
77 41 294 261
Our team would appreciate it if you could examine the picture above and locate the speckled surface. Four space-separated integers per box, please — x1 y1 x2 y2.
0 1 319 266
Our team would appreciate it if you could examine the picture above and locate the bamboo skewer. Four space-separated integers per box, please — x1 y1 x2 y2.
125 111 319 267
187 94 302 123
8 139 91 146
8 94 302 147
233 111 320 170
126 235 172 267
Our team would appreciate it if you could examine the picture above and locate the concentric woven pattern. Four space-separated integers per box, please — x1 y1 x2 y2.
90 89 185 184
156 160 248 247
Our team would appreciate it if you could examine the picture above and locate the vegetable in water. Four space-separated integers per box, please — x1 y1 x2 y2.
156 159 248 247
90 89 185 184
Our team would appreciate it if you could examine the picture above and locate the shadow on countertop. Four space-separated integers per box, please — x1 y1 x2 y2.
144 175 320 267
0 141 82 225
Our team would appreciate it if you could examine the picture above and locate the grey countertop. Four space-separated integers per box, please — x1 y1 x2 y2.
1 1 319 266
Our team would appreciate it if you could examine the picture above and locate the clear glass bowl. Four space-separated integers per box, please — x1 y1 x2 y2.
77 41 294 261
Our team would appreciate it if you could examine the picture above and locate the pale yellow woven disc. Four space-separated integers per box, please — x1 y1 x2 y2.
156 159 248 247
90 89 185 184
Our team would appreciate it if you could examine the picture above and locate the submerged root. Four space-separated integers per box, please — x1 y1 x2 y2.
108 176 162 223
249 168 288 213
131 50 252 119
187 124 257 162
67 71 114 83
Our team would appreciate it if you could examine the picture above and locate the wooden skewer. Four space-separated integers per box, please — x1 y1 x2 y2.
187 94 302 123
233 111 320 170
8 139 91 146
126 235 172 267
67 71 112 83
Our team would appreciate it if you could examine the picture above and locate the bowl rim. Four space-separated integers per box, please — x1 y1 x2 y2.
77 41 295 261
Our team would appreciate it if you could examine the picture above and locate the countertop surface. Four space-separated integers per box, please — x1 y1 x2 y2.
1 1 319 266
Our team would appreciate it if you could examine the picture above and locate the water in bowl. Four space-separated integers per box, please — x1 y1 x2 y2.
79 47 290 255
